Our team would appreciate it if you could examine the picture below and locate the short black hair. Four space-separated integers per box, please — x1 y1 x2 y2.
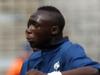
38 6 65 32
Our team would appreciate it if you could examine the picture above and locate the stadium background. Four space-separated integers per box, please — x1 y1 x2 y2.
0 0 100 75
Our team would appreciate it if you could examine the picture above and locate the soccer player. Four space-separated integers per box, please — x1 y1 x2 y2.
20 6 100 75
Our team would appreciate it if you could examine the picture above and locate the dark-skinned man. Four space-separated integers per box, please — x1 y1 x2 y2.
20 6 100 75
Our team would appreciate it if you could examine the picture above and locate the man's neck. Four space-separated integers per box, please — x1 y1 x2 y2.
40 34 63 51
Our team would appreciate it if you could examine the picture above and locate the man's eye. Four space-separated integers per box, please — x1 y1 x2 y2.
35 25 40 29
28 24 40 30
37 26 40 30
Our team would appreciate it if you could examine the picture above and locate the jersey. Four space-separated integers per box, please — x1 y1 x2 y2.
20 39 100 75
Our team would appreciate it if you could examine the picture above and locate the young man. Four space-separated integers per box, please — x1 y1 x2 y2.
20 6 100 75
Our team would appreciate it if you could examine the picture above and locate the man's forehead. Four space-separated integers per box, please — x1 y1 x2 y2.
30 11 53 22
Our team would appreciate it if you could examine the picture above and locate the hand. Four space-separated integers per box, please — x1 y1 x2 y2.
26 69 46 75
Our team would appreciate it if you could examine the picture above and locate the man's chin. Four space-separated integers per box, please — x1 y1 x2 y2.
28 41 39 49
29 41 36 48
28 41 47 50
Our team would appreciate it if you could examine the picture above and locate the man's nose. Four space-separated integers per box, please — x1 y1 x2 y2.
26 28 34 39
26 27 31 33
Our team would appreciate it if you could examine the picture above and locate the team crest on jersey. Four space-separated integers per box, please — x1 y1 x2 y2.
54 61 60 71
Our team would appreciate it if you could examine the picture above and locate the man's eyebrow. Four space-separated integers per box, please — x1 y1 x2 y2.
27 20 38 27
28 19 37 24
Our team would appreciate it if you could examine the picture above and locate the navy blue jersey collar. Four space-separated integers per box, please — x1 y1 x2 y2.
29 50 41 60
41 38 69 52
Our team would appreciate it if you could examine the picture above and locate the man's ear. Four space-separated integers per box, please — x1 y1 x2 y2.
51 25 59 35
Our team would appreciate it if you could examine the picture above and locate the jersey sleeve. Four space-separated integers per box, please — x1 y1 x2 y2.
62 44 100 71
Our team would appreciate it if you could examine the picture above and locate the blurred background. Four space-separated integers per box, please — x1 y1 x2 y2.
0 0 100 75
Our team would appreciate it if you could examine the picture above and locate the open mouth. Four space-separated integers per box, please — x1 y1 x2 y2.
26 38 34 42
